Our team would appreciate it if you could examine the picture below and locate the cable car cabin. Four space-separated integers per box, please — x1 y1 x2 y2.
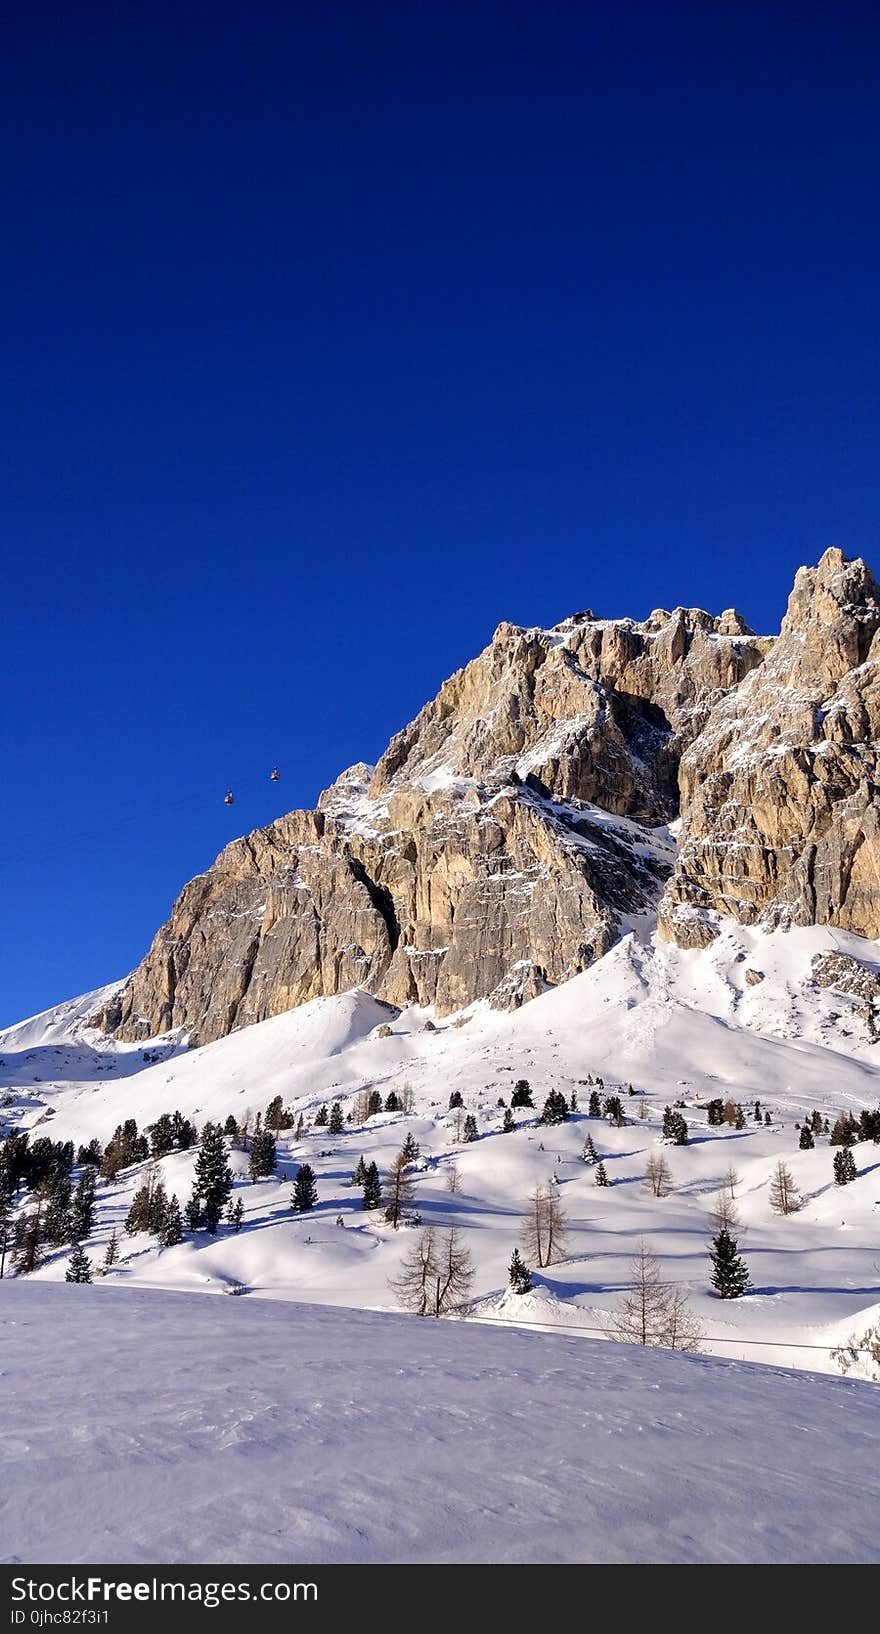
224 790 234 805
270 767 280 781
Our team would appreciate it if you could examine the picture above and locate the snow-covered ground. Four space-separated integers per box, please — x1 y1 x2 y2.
2 919 880 1381
2 1281 877 1564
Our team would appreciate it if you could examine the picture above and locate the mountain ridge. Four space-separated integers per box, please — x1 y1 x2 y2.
93 547 880 1046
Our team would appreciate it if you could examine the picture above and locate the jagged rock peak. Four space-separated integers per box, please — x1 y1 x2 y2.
660 548 880 947
777 546 880 683
99 551 880 1045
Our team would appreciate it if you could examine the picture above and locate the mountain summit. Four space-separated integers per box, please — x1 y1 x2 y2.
98 550 880 1046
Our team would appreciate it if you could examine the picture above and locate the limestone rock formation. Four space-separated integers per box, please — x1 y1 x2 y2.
104 604 764 1044
660 549 880 946
100 548 880 1046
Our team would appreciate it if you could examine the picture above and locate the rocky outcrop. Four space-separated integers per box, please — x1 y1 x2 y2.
660 549 880 946
102 549 880 1046
106 604 764 1044
811 951 880 1004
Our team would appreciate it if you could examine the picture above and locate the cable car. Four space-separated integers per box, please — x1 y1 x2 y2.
270 767 280 781
224 790 235 805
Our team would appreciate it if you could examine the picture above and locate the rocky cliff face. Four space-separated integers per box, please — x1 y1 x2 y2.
659 549 880 946
100 549 880 1046
102 602 764 1043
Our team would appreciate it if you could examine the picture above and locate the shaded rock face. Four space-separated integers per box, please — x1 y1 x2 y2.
660 549 880 946
104 549 880 1046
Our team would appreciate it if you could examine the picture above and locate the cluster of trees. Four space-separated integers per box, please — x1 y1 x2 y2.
353 1083 415 1121
101 1120 149 1179
829 1108 879 1146
0 1133 99 1276
146 1111 197 1158
313 1101 346 1133
351 1132 422 1223
126 1165 182 1245
265 1095 296 1131
705 1099 753 1130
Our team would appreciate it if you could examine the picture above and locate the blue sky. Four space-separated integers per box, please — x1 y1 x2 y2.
2 2 879 1025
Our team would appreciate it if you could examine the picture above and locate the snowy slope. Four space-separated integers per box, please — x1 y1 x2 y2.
3 921 880 1378
2 1282 878 1565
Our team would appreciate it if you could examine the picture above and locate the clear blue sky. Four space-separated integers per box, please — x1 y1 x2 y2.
3 2 879 1026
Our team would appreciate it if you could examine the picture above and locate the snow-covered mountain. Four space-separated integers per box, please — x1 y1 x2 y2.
4 549 880 1565
88 547 880 1047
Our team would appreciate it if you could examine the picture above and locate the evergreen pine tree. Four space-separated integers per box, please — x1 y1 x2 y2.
0 1181 14 1280
65 1244 92 1283
170 1111 197 1150
265 1095 294 1131
604 1095 625 1127
833 1147 857 1186
148 1112 176 1158
754 1100 762 1122
362 1161 382 1210
70 1169 96 1240
734 1105 747 1130
541 1090 569 1125
314 1104 329 1127
502 1107 515 1133
462 1114 478 1143
448 1090 464 1109
511 1080 534 1109
384 1091 400 1112
799 1124 814 1150
296 1113 305 1137
248 1126 277 1180
291 1163 318 1212
13 1205 43 1274
710 1230 751 1298
223 1114 239 1137
352 1155 367 1187
582 1133 598 1163
158 1195 183 1246
588 1090 601 1117
401 1131 420 1162
103 1229 119 1269
226 1196 244 1233
184 1192 204 1231
328 1101 345 1135
508 1247 532 1295
125 1167 168 1236
594 1161 609 1187
192 1122 233 1233
43 1175 73 1246
830 1113 858 1147
367 1091 383 1117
